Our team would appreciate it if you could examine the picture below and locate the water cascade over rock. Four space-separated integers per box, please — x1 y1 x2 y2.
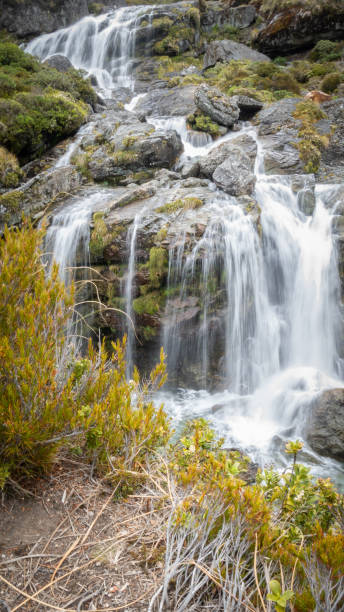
22 2 344 482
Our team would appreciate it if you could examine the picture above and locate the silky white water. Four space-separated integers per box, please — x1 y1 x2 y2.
26 6 156 93
124 209 147 375
26 7 344 479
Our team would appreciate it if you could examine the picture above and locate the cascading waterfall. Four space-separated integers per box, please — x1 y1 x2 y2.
156 127 344 475
27 8 145 91
124 209 147 375
25 3 344 478
44 190 116 345
26 5 162 93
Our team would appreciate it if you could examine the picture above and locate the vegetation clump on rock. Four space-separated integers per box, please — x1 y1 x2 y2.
0 41 95 163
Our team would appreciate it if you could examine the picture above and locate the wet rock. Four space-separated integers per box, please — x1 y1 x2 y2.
0 0 89 39
291 175 316 216
228 5 256 29
136 129 183 168
199 141 235 179
180 160 200 179
307 388 344 461
105 184 157 215
162 296 200 326
231 94 264 118
213 149 256 196
255 5 344 56
195 84 240 127
203 39 270 71
263 129 303 175
43 54 74 72
0 167 83 231
321 98 344 164
255 98 301 136
135 86 197 118
199 134 257 190
80 113 182 181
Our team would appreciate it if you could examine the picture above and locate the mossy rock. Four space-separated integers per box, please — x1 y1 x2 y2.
308 39 342 63
293 101 329 173
89 214 115 258
133 291 162 315
148 246 168 288
157 197 203 214
321 72 342 93
0 145 22 188
187 112 219 136
0 41 95 163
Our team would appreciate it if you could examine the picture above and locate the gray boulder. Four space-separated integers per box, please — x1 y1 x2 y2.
87 124 182 181
203 40 270 70
321 98 344 164
231 94 264 118
228 5 257 29
136 86 197 118
263 128 304 175
213 150 256 196
199 133 257 181
307 388 344 461
195 84 240 127
0 0 89 38
44 54 74 72
0 167 83 231
199 141 236 179
256 98 302 136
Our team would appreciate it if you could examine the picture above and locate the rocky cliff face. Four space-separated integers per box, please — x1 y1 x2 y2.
0 0 89 38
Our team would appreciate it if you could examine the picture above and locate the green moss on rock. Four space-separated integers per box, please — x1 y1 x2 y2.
293 101 329 173
321 72 342 93
0 41 95 163
0 188 24 212
148 246 167 287
157 197 203 214
187 112 219 136
0 145 22 188
133 291 161 315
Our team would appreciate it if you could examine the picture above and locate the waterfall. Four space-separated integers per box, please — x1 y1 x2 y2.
25 4 344 477
124 209 146 375
156 127 344 476
44 190 115 345
26 7 152 92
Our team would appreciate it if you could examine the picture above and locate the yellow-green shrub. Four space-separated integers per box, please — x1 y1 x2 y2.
0 223 74 482
0 222 170 489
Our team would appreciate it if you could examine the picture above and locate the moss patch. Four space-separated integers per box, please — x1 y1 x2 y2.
0 42 95 163
0 188 24 214
0 145 22 188
187 112 220 136
133 291 162 315
293 101 329 173
89 214 123 258
148 246 168 288
157 197 203 214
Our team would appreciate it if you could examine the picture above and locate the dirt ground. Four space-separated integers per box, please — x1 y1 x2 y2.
0 457 164 611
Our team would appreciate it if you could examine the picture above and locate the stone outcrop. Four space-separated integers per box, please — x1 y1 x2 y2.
136 86 197 119
77 112 183 182
43 54 74 72
212 134 257 196
0 166 83 232
307 388 344 461
0 0 89 39
255 3 344 56
195 84 240 127
203 40 270 70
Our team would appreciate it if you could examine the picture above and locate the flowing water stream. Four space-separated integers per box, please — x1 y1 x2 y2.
26 5 344 481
